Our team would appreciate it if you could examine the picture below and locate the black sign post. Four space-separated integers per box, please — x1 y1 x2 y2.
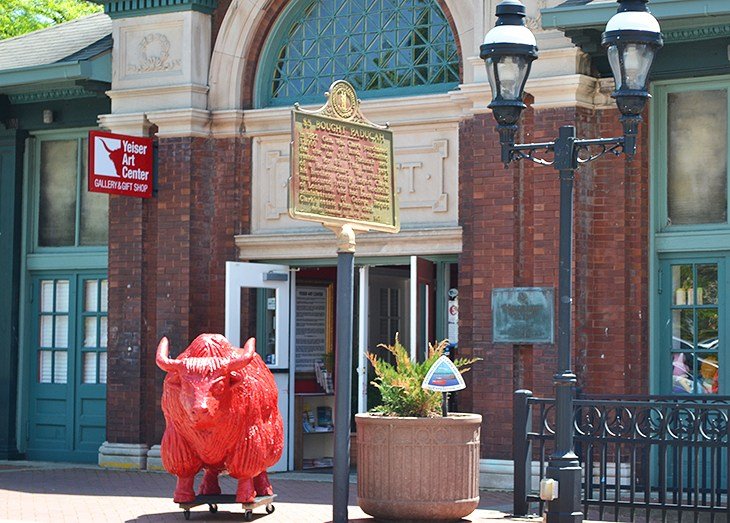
288 81 399 523
332 227 354 523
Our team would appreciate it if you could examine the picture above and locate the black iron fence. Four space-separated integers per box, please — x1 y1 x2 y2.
514 390 730 521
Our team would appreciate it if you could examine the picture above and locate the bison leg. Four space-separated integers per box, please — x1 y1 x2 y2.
161 426 202 503
235 477 256 504
174 476 196 504
198 468 223 496
253 471 274 497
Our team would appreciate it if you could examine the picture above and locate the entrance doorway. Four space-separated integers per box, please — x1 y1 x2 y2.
26 273 108 462
225 257 456 471
363 267 409 411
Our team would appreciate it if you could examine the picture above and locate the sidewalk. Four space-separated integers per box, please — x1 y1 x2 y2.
0 461 536 522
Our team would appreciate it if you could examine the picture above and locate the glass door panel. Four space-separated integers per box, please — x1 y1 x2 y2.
668 262 721 394
29 277 74 455
659 258 726 496
75 276 107 455
81 278 108 384
226 262 292 471
28 274 107 462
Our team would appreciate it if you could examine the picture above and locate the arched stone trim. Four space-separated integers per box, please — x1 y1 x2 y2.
208 0 474 112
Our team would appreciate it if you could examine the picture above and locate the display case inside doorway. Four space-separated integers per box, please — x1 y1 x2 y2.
294 393 335 469
294 281 335 470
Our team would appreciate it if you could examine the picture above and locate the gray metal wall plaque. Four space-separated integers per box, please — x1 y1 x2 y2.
492 287 554 344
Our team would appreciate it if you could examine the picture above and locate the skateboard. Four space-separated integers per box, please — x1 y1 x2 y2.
178 493 276 520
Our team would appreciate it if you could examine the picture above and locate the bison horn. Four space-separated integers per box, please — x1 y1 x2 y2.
228 337 256 372
156 337 182 372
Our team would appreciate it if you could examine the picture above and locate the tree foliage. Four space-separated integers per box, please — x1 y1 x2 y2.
0 0 102 40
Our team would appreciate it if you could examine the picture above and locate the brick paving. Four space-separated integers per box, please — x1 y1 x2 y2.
0 463 527 523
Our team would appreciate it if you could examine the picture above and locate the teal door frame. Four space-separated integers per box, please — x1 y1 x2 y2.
18 129 108 462
650 74 730 394
74 273 108 458
0 129 27 459
26 273 77 460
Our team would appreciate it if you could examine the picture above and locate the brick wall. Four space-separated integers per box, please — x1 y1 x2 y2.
106 137 251 445
574 107 650 397
458 104 650 460
108 109 650 459
107 196 148 443
458 112 518 458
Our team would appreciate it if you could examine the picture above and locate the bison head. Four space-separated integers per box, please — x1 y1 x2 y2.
156 334 255 429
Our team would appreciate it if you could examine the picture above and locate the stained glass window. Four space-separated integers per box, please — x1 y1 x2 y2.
264 0 460 106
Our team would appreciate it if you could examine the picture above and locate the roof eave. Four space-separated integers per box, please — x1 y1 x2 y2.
0 52 110 90
542 0 730 31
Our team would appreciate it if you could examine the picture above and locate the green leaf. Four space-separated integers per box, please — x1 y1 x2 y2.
366 334 481 417
0 0 102 40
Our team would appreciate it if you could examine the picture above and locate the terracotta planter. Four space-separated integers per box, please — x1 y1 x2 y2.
355 413 482 521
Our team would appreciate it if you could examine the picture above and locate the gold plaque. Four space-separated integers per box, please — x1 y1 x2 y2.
289 80 399 234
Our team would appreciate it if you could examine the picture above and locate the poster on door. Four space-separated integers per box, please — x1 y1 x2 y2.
88 130 154 198
295 285 332 373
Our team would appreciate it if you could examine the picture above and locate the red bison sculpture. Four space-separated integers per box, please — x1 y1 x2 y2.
156 333 284 503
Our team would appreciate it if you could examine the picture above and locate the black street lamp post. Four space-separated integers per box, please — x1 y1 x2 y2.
480 1 662 522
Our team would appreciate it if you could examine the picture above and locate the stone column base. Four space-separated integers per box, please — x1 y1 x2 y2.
147 445 164 471
480 458 517 490
98 442 148 470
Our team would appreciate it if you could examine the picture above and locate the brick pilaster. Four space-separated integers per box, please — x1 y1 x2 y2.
107 196 149 443
458 112 518 459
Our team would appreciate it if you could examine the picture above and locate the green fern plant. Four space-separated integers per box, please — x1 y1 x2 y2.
366 334 480 418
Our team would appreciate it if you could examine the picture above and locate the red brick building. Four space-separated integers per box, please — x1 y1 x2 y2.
2 0 728 487
97 0 654 480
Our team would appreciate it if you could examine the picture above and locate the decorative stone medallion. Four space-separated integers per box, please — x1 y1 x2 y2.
128 33 182 74
329 80 358 120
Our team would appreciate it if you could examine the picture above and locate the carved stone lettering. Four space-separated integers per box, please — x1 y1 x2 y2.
396 139 449 212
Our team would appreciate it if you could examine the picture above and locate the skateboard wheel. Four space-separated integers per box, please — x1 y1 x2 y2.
244 509 253 521
266 504 275 514
183 509 191 520
208 504 218 513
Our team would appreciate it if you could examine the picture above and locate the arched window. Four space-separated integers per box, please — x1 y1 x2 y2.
256 0 460 107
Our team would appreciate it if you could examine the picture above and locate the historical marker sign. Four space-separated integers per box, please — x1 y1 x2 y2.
290 80 399 233
492 287 555 344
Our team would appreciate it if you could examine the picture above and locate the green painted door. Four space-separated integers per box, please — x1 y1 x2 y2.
658 257 724 395
27 274 107 462
657 256 726 493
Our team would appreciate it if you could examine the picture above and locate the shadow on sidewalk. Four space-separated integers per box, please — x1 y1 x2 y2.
125 510 281 522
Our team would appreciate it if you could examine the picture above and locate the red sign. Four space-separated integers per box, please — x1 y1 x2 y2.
88 130 154 198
